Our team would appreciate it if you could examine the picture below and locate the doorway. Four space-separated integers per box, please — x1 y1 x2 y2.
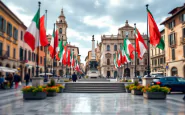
124 68 130 77
107 71 110 78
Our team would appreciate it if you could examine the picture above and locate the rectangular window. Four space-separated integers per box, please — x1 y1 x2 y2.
13 48 16 59
7 23 12 37
28 51 31 61
158 59 160 65
180 14 185 22
13 27 18 40
40 57 42 64
40 46 43 51
183 28 185 38
24 50 27 60
183 45 185 58
164 57 165 63
169 33 176 46
19 47 23 61
36 54 38 62
0 16 6 32
7 45 10 57
21 31 23 40
137 59 139 65
144 59 147 65
172 49 175 60
168 20 175 29
0 42 2 56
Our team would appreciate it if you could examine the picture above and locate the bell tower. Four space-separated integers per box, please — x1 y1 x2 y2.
56 9 68 42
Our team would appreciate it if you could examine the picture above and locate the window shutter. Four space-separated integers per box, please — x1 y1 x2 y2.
3 19 6 33
173 33 176 45
173 20 175 27
183 45 185 58
10 24 12 37
168 35 170 46
15 29 18 40
0 16 2 30
172 49 175 60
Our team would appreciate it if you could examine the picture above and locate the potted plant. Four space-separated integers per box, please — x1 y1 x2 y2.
46 86 59 96
47 78 55 87
130 85 144 95
142 85 170 99
125 84 134 93
56 84 65 93
22 86 47 100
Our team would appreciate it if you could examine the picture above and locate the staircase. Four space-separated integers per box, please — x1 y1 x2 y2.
64 83 126 93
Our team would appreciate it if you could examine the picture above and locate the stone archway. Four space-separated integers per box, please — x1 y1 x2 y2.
171 67 178 76
6 63 10 68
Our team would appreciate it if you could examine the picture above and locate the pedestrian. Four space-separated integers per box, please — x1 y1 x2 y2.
72 72 77 82
14 73 21 89
6 73 13 88
24 73 30 86
0 75 5 89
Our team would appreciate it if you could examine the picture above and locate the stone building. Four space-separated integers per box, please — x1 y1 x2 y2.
85 51 92 74
161 3 185 77
100 20 148 78
150 29 166 74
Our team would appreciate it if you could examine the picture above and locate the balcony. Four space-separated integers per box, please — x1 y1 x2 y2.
0 50 8 60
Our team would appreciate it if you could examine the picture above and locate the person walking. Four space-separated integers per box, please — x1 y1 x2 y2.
14 73 21 89
6 73 13 88
72 72 77 82
24 73 30 86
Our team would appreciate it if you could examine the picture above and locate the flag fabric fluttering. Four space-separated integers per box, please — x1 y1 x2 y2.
67 49 71 67
120 44 130 64
147 8 165 50
24 9 49 51
123 37 135 61
135 27 148 59
114 54 118 69
62 45 67 65
48 29 58 58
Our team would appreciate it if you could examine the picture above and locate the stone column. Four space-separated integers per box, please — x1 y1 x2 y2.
91 35 95 60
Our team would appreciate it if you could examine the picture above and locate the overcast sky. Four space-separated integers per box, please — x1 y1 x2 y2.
2 0 184 64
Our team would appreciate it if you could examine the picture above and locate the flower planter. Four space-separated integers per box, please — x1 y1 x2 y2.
58 88 64 93
131 90 143 95
126 88 131 93
47 92 57 97
143 92 167 99
23 92 47 100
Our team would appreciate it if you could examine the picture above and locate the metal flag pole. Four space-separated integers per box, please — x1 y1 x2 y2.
44 10 47 78
36 1 41 77
61 36 63 77
146 4 151 77
134 23 137 78
66 42 68 77
52 23 55 77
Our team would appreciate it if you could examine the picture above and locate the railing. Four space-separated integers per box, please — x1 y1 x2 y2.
0 50 8 60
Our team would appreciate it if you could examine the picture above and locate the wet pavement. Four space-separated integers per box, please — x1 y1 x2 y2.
0 89 185 115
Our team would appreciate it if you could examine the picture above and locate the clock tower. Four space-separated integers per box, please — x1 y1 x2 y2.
56 9 68 42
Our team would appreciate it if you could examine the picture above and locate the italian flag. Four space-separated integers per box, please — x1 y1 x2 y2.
123 37 135 60
48 29 58 58
59 42 67 62
114 54 118 69
67 49 71 67
71 52 75 68
24 9 49 51
56 40 64 61
75 60 80 72
120 44 130 63
135 28 148 59
62 45 67 65
117 51 121 67
147 8 165 50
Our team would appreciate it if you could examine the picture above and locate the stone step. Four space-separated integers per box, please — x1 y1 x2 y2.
64 90 125 93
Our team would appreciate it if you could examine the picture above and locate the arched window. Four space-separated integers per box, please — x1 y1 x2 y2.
114 45 117 51
59 28 62 34
107 59 110 65
107 45 110 51
171 67 178 76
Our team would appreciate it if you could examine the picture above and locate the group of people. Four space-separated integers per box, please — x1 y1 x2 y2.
0 72 30 89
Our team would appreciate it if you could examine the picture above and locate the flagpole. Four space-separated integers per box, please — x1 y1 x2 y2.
61 36 63 77
66 42 68 78
36 1 41 77
44 10 47 78
134 23 137 78
146 4 151 77
53 23 55 77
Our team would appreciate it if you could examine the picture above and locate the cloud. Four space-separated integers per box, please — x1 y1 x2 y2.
2 0 185 65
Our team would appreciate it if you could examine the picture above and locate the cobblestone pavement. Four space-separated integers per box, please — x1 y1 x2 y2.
0 89 185 115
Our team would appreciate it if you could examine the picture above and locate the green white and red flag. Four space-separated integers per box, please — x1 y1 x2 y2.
123 37 135 61
134 28 148 59
24 9 49 51
62 45 67 65
147 8 165 50
114 54 118 69
67 49 71 67
48 29 58 58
